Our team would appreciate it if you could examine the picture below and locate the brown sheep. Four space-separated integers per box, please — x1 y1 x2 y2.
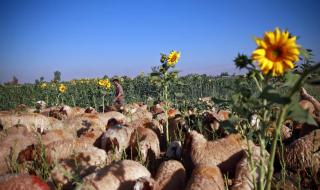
231 144 269 190
150 103 165 115
84 106 98 114
185 164 225 190
51 146 107 189
128 127 160 165
168 114 187 142
63 111 126 135
123 103 141 115
284 129 320 173
81 160 151 190
183 130 245 176
0 174 50 190
133 160 186 190
127 107 153 123
0 112 63 133
58 105 86 118
40 129 75 145
165 141 182 160
78 127 105 147
154 160 186 190
18 139 95 164
202 110 230 138
0 124 36 175
101 125 134 160
128 118 165 151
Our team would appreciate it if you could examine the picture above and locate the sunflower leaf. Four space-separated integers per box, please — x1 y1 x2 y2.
283 72 301 88
260 86 291 104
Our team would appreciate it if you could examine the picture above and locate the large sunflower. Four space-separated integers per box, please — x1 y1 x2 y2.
167 50 181 67
252 28 300 76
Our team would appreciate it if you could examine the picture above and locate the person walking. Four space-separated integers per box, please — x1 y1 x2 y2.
112 78 125 111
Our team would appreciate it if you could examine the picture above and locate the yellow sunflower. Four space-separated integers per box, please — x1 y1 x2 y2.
252 28 300 76
105 80 111 89
40 83 47 89
98 79 111 89
167 50 181 67
59 84 67 93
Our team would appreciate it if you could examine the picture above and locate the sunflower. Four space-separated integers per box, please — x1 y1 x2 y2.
252 28 300 76
167 50 181 67
98 79 111 89
59 84 67 93
40 83 47 89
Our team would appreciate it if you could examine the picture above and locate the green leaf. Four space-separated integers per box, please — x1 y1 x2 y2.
260 86 291 105
177 81 187 86
220 115 240 133
307 77 320 85
287 102 317 125
174 92 184 98
212 97 231 104
283 72 300 87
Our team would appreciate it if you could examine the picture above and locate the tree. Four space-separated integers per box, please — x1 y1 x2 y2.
12 76 18 84
220 72 229 77
53 71 61 82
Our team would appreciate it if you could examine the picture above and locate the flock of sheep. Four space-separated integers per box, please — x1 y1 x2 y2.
0 95 319 190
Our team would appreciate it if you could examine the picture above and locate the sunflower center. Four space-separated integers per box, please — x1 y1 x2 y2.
170 55 177 62
267 47 283 61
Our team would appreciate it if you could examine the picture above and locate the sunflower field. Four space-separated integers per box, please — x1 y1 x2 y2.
0 73 319 111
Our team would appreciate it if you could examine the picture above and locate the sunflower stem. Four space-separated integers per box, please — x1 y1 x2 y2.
265 62 320 190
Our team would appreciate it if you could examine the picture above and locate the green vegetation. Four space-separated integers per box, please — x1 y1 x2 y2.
0 74 319 111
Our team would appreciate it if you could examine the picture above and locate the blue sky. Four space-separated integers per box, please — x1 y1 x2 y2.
0 0 319 83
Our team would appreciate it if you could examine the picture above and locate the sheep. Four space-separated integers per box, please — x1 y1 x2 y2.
128 117 154 129
182 130 245 176
231 144 269 190
78 127 105 147
165 141 182 160
150 103 165 115
18 139 95 164
35 100 47 111
51 146 107 189
80 159 151 190
0 174 50 190
40 129 75 145
0 112 63 133
85 106 98 114
168 114 188 141
284 129 320 173
100 124 134 160
133 160 186 190
128 127 160 165
0 124 36 175
127 107 153 123
185 164 225 190
63 111 126 135
123 103 141 115
202 110 230 138
13 104 37 114
154 160 186 190
58 105 86 119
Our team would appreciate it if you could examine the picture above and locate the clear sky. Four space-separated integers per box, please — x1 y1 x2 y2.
0 0 319 83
